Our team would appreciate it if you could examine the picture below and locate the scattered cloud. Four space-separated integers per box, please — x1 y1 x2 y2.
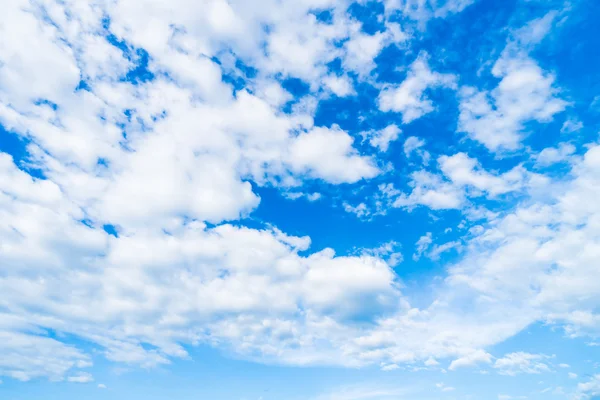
535 143 576 167
0 0 598 392
379 53 456 123
493 352 551 376
561 118 584 134
67 372 94 383
458 13 567 151
362 125 402 152
448 350 493 371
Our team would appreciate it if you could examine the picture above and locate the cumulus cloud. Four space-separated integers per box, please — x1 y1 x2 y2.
534 143 576 167
493 352 551 376
413 233 432 261
392 171 465 210
458 14 567 151
379 53 456 123
289 126 380 183
362 124 402 152
0 0 599 389
439 153 527 196
403 136 426 157
323 74 356 97
574 374 600 400
448 350 493 370
385 0 476 22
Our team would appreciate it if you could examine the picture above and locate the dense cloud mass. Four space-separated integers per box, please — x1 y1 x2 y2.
0 0 599 398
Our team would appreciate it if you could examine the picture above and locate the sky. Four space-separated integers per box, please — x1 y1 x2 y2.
1 0 600 399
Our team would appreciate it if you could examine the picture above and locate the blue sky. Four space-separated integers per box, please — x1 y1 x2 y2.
1 0 600 399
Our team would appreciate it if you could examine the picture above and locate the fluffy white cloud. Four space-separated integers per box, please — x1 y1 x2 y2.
535 143 576 167
439 153 527 196
391 171 465 210
435 382 455 392
1 0 599 388
384 0 476 22
427 241 461 261
403 136 426 157
493 352 551 376
0 0 391 380
387 151 534 213
344 30 388 77
574 374 600 400
458 14 567 151
379 53 456 123
413 232 432 261
362 124 401 152
284 191 323 202
448 350 493 371
0 325 92 382
4 142 600 380
323 74 356 97
447 144 600 339
561 118 584 134
289 126 379 183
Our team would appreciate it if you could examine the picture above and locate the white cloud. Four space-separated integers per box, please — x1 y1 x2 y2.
575 374 600 400
67 372 94 383
378 53 456 123
403 136 426 157
447 144 600 341
448 350 493 371
368 241 404 267
1 0 600 387
439 153 527 196
385 152 530 213
385 0 476 22
5 128 600 379
289 126 380 183
343 202 370 219
342 21 407 78
392 171 465 210
458 15 567 151
284 192 323 202
403 136 430 165
323 75 355 97
561 118 584 134
0 328 92 382
362 124 402 152
413 232 432 261
514 11 558 45
435 382 455 392
535 143 576 167
493 352 550 376
424 357 440 367
427 241 461 261
98 383 107 389
344 30 388 77
380 363 400 371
